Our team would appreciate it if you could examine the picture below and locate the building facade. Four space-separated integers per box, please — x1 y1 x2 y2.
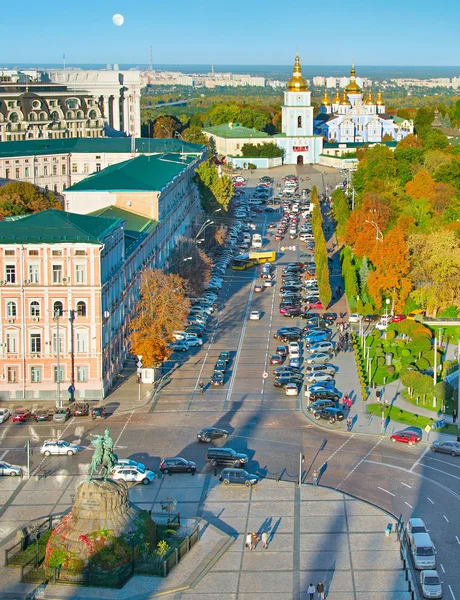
314 66 414 143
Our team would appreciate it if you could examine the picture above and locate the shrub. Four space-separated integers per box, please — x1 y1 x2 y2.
372 329 381 339
386 330 396 341
156 540 170 558
386 365 396 375
377 356 385 367
401 348 411 357
416 357 430 370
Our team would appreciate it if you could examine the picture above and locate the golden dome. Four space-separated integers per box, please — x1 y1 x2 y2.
344 64 362 93
321 88 331 106
376 90 384 106
287 55 308 92
365 90 373 105
333 89 340 104
340 90 350 105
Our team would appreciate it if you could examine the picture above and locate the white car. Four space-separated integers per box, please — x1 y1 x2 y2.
285 383 299 396
307 341 334 353
289 341 300 353
187 337 203 347
349 313 363 323
289 348 301 359
115 458 146 471
0 461 22 476
40 440 80 457
111 466 156 485
264 279 275 287
249 311 261 320
233 176 245 183
0 408 10 423
375 320 389 331
306 372 334 384
306 352 332 364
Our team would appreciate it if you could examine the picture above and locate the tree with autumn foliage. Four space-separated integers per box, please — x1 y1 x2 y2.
128 270 191 366
0 182 62 219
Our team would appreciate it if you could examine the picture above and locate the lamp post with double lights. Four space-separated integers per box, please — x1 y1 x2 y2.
53 307 77 408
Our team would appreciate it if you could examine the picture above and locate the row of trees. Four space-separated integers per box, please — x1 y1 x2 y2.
335 128 460 316
0 182 62 219
241 142 284 158
193 160 233 214
311 186 332 309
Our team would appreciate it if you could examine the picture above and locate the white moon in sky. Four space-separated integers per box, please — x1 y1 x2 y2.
112 14 124 26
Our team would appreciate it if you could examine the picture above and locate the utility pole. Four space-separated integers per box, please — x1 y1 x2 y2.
54 310 62 409
69 310 75 403
298 453 305 486
24 440 31 479
457 340 460 432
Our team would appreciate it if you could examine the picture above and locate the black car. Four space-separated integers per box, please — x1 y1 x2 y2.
273 366 302 377
215 359 227 373
363 314 379 322
205 447 248 467
307 399 336 412
309 389 341 402
314 407 344 423
284 308 302 318
197 427 229 442
273 375 304 388
160 457 197 474
211 372 225 386
34 409 53 422
322 313 337 322
219 468 259 487
274 328 301 339
279 332 302 342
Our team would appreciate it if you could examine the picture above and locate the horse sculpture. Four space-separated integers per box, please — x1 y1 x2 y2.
88 429 118 481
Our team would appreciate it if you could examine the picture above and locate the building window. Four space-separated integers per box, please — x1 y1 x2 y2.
15 168 20 178
72 163 78 173
44 166 48 177
298 116 302 128
34 167 38 178
6 301 17 318
75 250 86 256
28 250 39 257
83 163 89 174
52 264 62 284
7 367 18 383
29 263 39 284
31 366 41 383
5 169 10 179
52 332 65 354
76 301 86 317
6 332 18 353
53 366 64 383
53 301 63 317
30 301 40 317
5 265 16 283
53 164 58 176
5 250 15 256
62 164 66 175
77 366 87 382
30 333 42 353
75 264 86 284
96 163 101 172
76 330 88 353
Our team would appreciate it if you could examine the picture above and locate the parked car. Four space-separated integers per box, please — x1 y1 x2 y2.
308 389 341 402
306 372 334 384
219 468 259 487
349 313 363 323
305 352 332 364
197 427 229 443
34 409 53 422
285 383 300 396
111 466 155 485
363 314 379 322
40 440 80 456
91 406 106 419
306 341 334 353
307 399 336 412
0 408 10 423
53 408 71 423
115 458 146 471
0 461 23 477
313 407 344 423
170 341 190 353
160 457 197 474
430 440 460 456
390 430 421 445
270 353 284 365
12 408 32 423
406 518 428 544
205 447 248 468
71 402 90 417
392 314 407 323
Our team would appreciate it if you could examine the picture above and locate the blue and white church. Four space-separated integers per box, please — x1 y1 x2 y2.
314 65 414 143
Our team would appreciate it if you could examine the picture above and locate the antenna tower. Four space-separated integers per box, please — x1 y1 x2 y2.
149 45 153 71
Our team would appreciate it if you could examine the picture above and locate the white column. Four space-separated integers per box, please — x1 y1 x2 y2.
112 94 121 131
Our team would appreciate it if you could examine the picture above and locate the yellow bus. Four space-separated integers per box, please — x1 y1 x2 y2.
232 258 258 271
249 250 277 264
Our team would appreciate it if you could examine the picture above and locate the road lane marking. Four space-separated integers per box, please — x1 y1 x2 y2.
378 486 396 497
440 563 445 573
427 456 460 470
323 435 355 464
449 585 456 600
58 417 75 440
444 515 450 523
405 501 413 509
400 482 412 488
427 497 435 504
409 446 430 472
419 463 460 482
456 536 460 545
114 411 134 448
336 438 382 489
0 450 9 460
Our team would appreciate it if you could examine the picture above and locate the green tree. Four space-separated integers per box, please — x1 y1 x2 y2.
153 115 182 138
423 130 449 151
331 188 350 239
181 126 209 145
193 161 233 214
414 106 435 139
241 142 284 158
318 261 332 309
435 159 460 191
0 182 62 219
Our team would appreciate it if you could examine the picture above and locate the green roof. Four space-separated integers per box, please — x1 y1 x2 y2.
204 124 269 139
324 141 397 149
66 154 196 193
0 137 205 159
0 209 120 244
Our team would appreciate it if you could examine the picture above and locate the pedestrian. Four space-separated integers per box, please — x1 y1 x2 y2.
316 581 326 599
453 409 458 424
245 533 251 550
312 469 318 486
342 394 348 407
307 583 315 600
347 417 352 432
250 531 259 550
261 531 268 549
347 396 353 410
199 381 204 394
334 345 339 357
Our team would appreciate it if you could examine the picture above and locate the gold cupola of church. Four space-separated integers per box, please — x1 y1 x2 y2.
287 55 308 92
345 63 362 94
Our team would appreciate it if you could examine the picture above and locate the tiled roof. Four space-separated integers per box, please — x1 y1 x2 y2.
66 154 196 193
0 209 120 244
0 137 205 158
204 124 270 139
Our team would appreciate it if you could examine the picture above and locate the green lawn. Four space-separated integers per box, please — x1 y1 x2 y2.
7 530 51 566
428 325 460 344
367 403 458 435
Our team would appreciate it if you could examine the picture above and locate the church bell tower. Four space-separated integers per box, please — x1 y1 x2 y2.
282 55 313 137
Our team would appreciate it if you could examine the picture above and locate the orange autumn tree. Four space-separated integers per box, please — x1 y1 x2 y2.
367 226 412 311
405 169 436 201
128 269 191 366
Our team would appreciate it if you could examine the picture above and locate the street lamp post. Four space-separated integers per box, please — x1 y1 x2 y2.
53 309 62 409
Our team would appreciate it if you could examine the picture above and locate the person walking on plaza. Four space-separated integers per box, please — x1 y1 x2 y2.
346 417 352 432
453 409 457 424
261 531 269 549
250 531 259 550
347 396 353 410
307 583 315 599
199 381 204 394
316 581 325 599
312 469 318 485
246 532 251 550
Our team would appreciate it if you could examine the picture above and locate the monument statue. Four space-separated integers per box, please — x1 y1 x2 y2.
88 428 118 481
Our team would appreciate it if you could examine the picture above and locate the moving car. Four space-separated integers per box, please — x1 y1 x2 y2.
314 407 344 423
254 284 263 293
270 353 284 365
211 371 225 386
348 313 363 323
71 402 90 417
219 468 259 487
214 359 227 373
430 441 460 456
40 440 80 456
111 465 156 485
160 457 196 474
205 447 248 468
197 427 229 442
392 314 407 323
390 430 421 445
12 409 32 423
420 570 442 599
0 461 22 476
219 351 230 363
250 311 261 320
91 406 106 419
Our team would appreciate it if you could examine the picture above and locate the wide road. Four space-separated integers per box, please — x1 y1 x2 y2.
0 165 459 597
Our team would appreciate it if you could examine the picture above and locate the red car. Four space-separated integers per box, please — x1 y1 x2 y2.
280 305 300 315
392 314 406 323
270 353 284 365
12 408 32 422
390 430 421 446
274 234 284 241
233 181 244 187
308 301 324 309
254 284 264 293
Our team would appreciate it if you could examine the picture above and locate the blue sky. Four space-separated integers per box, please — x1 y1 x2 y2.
3 0 460 65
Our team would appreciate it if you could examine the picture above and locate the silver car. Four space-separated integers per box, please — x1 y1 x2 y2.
420 570 442 598
430 441 460 457
0 408 10 423
0 461 22 476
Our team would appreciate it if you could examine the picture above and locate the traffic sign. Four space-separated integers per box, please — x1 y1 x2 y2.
281 246 285 251
424 424 432 433
262 372 268 379
137 355 143 360
433 419 445 429
136 361 143 368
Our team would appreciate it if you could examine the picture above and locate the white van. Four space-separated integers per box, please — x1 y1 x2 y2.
252 234 262 248
410 533 436 570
